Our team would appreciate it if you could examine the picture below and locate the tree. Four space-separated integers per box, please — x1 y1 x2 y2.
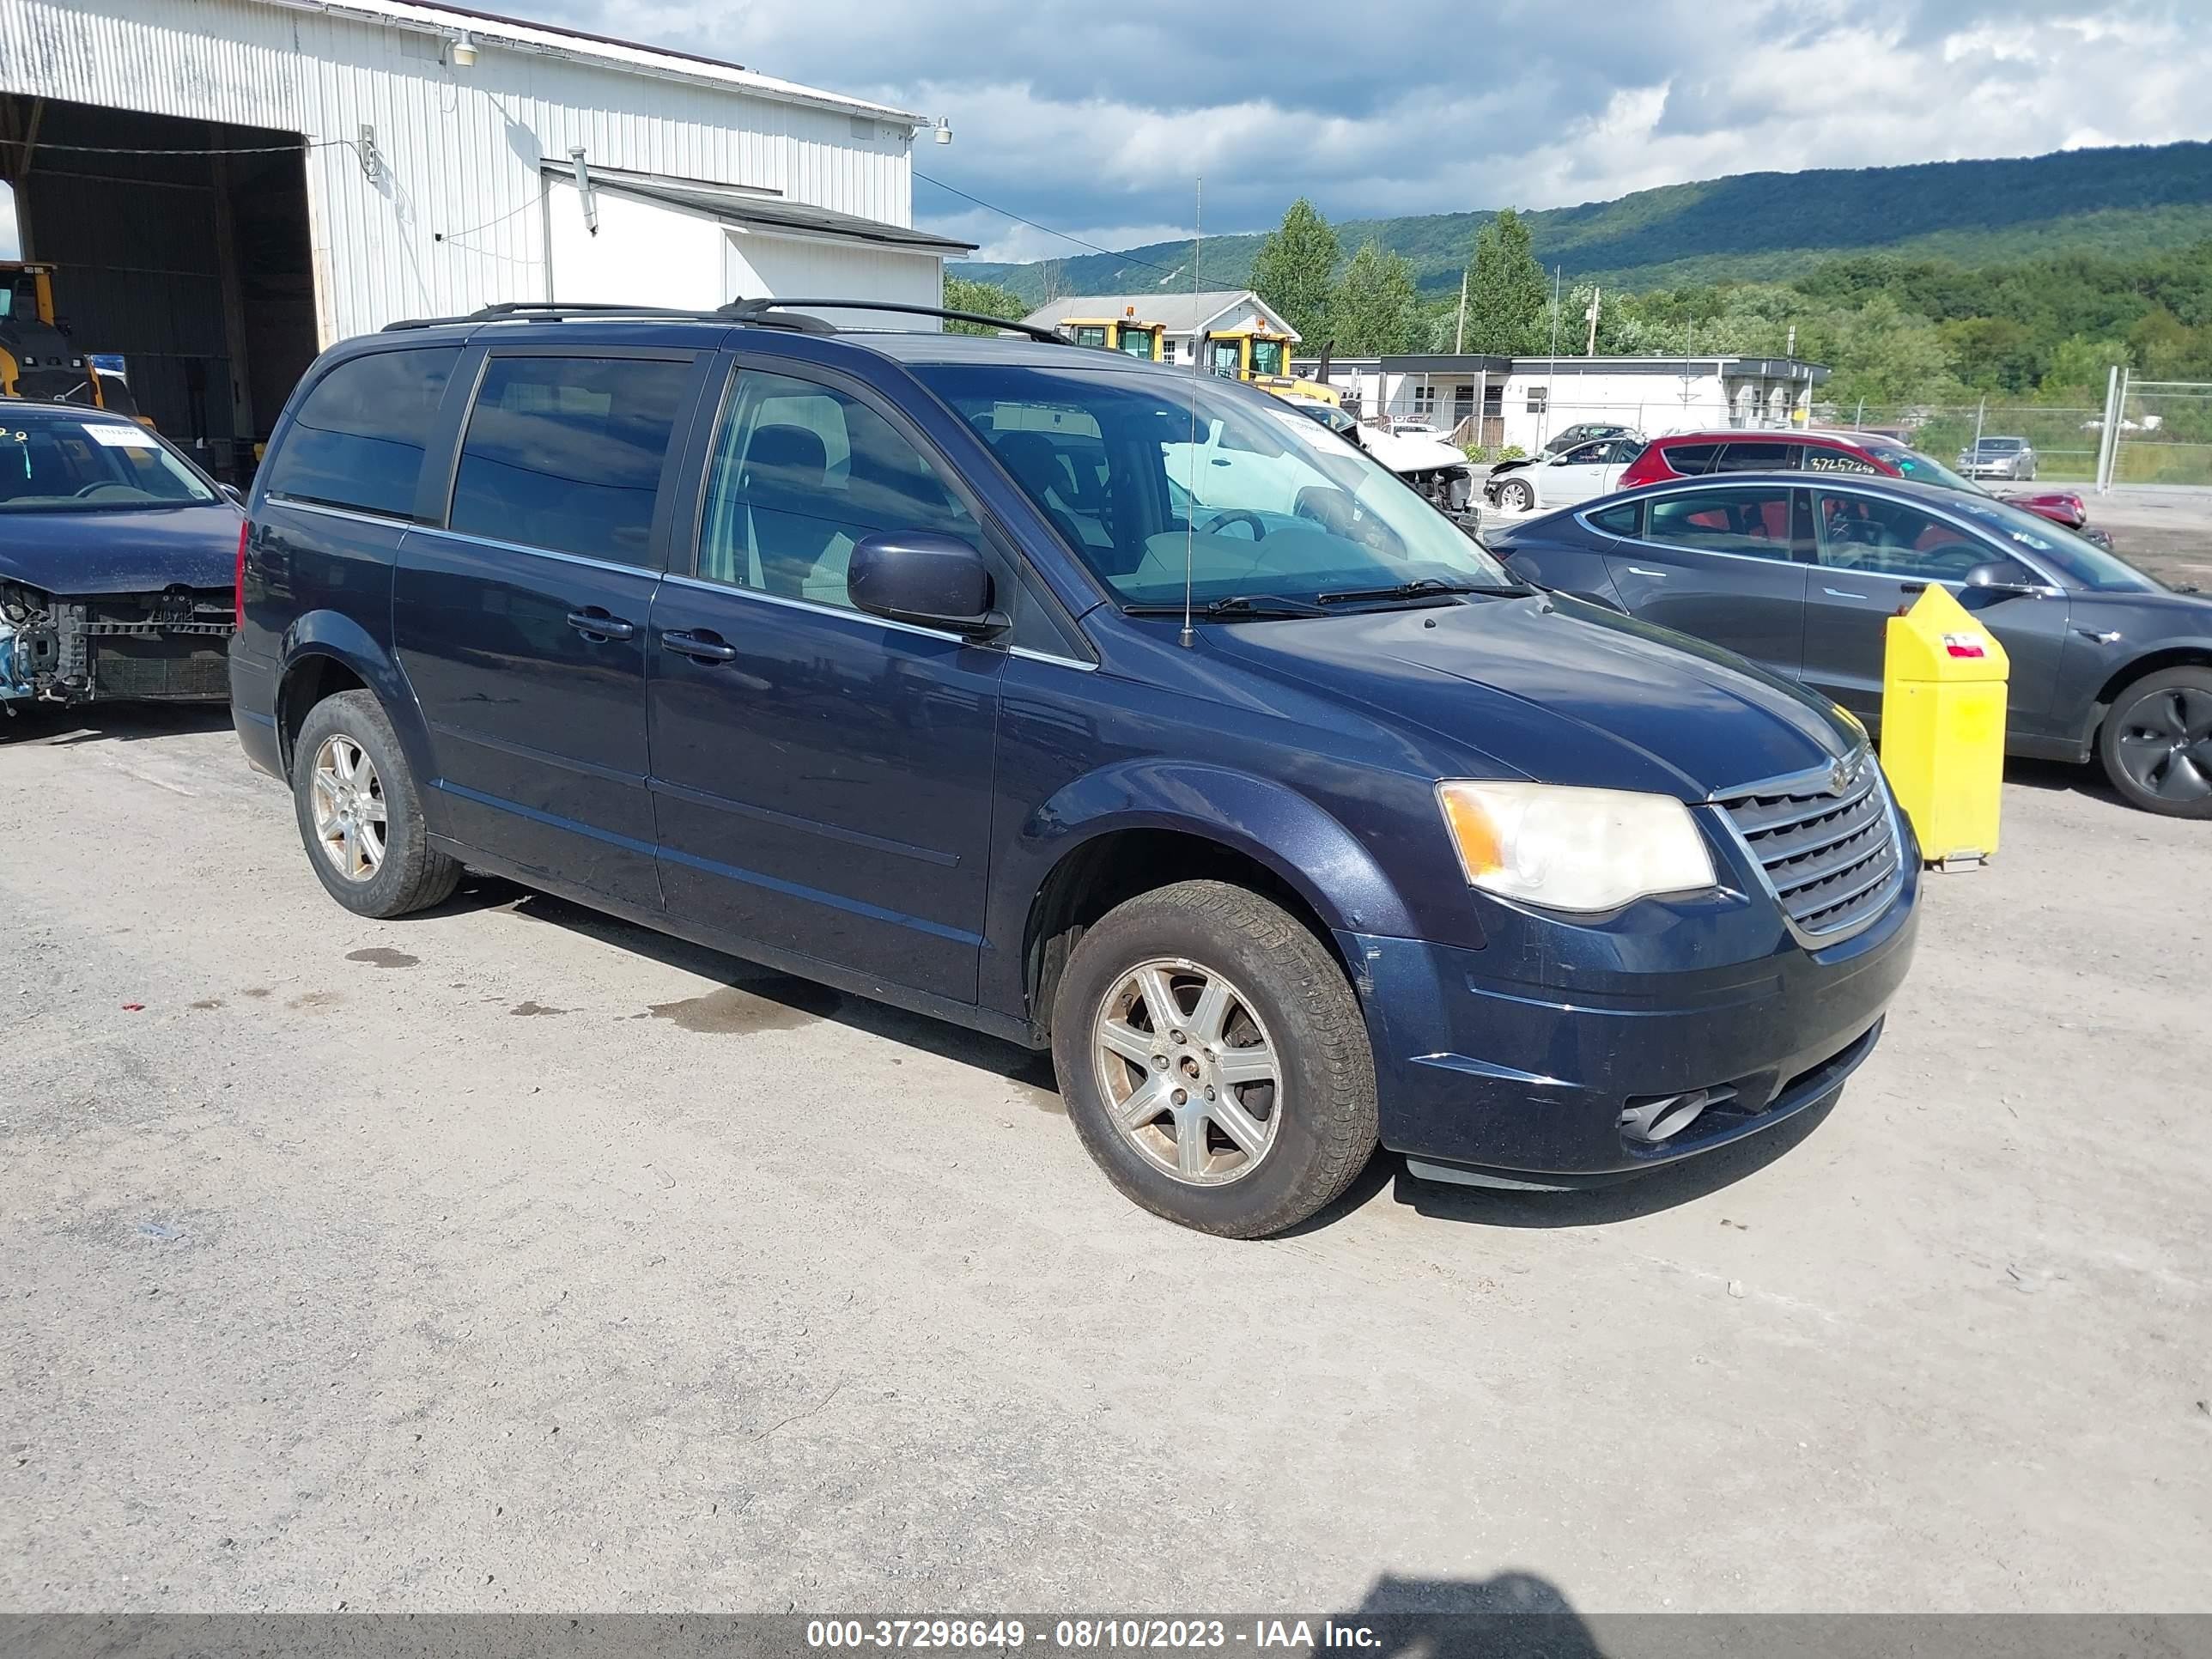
1250 198 1340 352
1462 208 1547 355
1328 241 1421 356
942 276 1028 337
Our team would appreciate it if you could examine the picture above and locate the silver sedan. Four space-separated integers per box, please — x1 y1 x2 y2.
1959 435 2038 480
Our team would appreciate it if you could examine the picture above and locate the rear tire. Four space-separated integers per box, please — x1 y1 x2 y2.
290 690 462 915
1050 879 1378 1237
2097 666 2212 818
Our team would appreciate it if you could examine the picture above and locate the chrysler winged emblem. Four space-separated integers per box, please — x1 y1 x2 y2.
1830 754 1858 795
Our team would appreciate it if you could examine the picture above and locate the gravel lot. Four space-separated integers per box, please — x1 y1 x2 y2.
3 706 2206 1614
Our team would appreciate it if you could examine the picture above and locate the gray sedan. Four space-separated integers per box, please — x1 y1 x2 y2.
1487 472 2212 817
1959 435 2038 480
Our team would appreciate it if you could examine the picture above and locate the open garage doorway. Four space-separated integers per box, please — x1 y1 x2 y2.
0 94 318 483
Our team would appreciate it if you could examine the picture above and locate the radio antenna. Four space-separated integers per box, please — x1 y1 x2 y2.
1180 173 1201 649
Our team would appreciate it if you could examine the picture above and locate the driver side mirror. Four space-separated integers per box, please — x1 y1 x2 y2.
220 483 245 506
1964 559 2052 597
848 532 1007 638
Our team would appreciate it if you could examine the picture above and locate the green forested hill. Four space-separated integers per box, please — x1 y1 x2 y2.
958 142 2212 302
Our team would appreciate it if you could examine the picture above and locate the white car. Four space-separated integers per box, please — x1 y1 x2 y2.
1280 401 1473 512
1482 436 1644 514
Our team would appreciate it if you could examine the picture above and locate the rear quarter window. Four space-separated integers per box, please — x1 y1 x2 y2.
264 347 460 518
1660 441 1720 476
1585 500 1642 537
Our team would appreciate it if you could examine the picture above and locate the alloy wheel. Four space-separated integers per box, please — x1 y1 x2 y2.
2113 687 2212 804
1091 957 1282 1187
310 733 389 881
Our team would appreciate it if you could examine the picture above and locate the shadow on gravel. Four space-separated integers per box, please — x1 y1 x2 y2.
3 702 233 747
1347 1570 1604 1657
1356 1091 1841 1233
473 880 1060 1096
2001 753 2133 809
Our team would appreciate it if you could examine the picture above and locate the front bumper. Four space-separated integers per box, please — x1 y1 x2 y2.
1342 846 1921 1180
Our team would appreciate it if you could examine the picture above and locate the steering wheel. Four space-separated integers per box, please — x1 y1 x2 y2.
1922 543 1988 580
1200 509 1267 540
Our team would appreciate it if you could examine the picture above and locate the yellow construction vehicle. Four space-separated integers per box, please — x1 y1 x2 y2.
1061 307 1164 361
1200 324 1298 382
1 262 145 421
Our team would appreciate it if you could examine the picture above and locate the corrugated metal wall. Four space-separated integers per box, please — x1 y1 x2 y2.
0 0 921 344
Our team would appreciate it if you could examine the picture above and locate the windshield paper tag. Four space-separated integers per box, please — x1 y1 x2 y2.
85 423 160 448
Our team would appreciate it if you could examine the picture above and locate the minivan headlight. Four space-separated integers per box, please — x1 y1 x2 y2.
1436 781 1717 913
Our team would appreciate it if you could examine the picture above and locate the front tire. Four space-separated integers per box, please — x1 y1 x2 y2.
1498 477 1534 513
291 690 462 915
2097 666 2212 817
1050 880 1378 1237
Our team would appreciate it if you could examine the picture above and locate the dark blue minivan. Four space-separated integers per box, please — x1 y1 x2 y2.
229 301 1919 1236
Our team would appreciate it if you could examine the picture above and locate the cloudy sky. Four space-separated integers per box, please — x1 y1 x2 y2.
519 0 2208 263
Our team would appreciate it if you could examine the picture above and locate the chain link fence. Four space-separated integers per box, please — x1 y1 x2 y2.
1808 402 2104 483
2112 379 2212 487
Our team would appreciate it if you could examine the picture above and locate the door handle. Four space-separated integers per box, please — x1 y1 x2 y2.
566 607 635 641
661 629 738 664
1822 586 1867 599
1626 567 1665 579
1898 581 1928 595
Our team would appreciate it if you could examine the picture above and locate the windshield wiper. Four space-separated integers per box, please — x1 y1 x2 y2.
1125 593 1329 620
1316 577 1525 605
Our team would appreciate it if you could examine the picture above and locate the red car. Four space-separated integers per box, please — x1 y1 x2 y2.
1616 429 2113 546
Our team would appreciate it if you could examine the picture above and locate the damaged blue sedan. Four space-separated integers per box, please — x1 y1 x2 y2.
1 403 240 710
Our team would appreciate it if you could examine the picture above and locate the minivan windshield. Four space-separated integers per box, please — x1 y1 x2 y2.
0 419 218 512
916 363 1512 611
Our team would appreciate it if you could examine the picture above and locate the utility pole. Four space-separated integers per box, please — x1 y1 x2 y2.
1542 265 1561 448
1454 267 1468 356
1583 286 1601 356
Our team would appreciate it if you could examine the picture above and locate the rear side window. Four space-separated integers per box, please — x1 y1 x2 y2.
1715 441 1800 472
1803 445 1882 477
448 356 693 563
1646 487 1797 561
264 347 459 518
1660 441 1720 476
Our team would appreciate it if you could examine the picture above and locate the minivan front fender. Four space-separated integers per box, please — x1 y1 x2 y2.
985 758 1426 1024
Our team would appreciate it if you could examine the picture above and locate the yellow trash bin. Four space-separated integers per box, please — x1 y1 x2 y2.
1881 584 2008 866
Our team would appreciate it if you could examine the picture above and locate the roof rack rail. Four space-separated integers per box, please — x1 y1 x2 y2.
382 301 725 332
380 296 1071 343
718 296 1068 344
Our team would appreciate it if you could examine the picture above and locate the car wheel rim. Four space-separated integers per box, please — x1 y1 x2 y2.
1504 483 1529 510
2114 688 2212 802
1092 956 1282 1188
311 734 389 881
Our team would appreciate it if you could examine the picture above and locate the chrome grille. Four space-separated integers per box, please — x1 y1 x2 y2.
1718 751 1903 943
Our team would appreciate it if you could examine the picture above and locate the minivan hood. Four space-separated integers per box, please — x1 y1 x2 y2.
0 501 242 596
1206 593 1859 799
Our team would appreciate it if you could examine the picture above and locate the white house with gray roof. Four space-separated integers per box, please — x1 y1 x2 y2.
1023 290 1297 368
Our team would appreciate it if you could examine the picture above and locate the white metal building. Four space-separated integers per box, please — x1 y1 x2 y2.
0 0 969 469
1296 353 1830 449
